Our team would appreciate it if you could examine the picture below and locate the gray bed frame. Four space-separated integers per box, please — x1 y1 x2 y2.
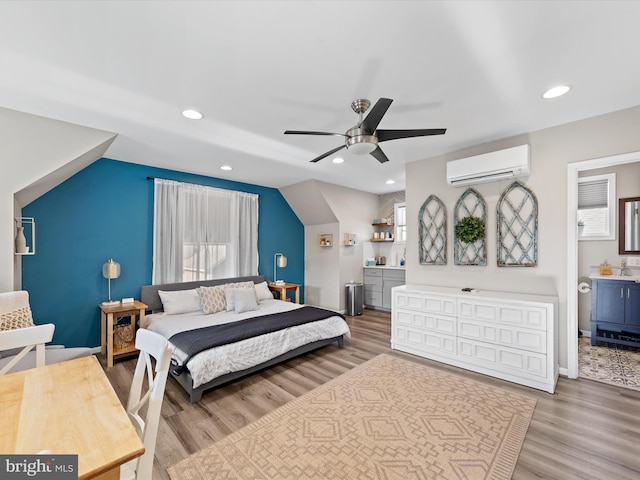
140 275 345 402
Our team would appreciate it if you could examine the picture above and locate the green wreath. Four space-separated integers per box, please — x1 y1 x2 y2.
455 216 486 243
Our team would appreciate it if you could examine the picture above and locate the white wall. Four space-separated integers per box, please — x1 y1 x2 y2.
305 223 340 309
282 180 378 311
0 108 115 291
317 182 378 310
405 104 640 371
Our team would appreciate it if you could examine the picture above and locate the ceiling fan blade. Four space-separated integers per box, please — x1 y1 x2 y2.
376 128 446 142
360 98 393 134
285 130 348 137
370 146 389 164
310 144 346 163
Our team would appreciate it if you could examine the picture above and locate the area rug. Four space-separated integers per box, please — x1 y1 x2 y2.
168 354 536 480
579 337 640 391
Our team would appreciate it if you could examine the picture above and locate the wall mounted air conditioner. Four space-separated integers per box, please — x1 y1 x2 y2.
446 144 530 187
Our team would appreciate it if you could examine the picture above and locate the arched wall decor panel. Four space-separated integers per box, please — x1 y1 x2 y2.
454 188 487 266
497 181 538 267
419 195 447 265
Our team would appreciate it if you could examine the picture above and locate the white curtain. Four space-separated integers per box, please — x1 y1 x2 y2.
153 179 259 284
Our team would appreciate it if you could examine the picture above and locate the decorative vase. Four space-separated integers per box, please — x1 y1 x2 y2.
15 226 27 253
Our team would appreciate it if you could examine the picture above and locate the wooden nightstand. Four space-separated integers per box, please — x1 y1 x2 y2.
267 282 301 304
99 300 147 368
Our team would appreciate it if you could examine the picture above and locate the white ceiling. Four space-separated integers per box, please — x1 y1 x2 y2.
2 1 640 194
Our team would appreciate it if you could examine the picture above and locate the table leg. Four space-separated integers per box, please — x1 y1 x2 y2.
139 307 145 329
106 312 114 368
295 286 300 304
100 311 106 356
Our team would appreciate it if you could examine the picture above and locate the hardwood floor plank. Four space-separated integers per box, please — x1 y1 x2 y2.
102 308 640 480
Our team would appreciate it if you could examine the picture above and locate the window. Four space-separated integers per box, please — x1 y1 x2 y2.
578 173 616 241
152 179 259 284
394 202 406 244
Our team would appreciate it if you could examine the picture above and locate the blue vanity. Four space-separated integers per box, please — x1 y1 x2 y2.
590 276 640 346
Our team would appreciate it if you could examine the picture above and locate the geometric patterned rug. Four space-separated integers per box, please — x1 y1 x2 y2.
579 337 640 391
168 354 536 480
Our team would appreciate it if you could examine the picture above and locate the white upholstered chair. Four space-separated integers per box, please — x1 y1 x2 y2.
0 291 91 375
120 328 172 480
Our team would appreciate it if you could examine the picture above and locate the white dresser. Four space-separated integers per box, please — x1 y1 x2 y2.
392 284 558 393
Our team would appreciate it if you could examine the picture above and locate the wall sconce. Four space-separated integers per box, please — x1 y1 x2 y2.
273 253 287 284
102 258 121 306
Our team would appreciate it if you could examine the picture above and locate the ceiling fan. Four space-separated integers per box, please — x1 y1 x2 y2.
284 97 446 163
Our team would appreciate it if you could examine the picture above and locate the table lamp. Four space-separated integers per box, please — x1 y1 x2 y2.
102 258 121 306
273 253 287 284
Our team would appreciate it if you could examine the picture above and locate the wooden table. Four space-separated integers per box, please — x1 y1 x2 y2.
267 282 301 303
0 355 144 480
99 300 147 368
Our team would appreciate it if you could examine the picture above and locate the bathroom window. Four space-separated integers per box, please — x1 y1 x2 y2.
394 202 406 244
578 173 616 241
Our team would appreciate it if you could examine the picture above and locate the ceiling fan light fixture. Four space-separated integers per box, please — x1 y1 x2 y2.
346 131 378 155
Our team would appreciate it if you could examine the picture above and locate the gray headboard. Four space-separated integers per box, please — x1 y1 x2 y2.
140 274 266 312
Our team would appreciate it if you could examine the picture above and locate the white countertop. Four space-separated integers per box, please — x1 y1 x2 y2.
589 274 640 282
363 265 405 270
396 283 558 304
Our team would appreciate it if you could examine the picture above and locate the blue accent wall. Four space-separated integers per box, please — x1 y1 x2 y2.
21 158 304 348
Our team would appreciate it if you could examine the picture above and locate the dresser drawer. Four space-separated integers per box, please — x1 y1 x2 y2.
393 325 456 357
394 309 456 336
457 299 548 331
458 318 547 354
394 292 456 316
458 338 547 378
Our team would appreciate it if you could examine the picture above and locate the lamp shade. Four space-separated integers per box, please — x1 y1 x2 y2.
273 253 287 282
102 259 120 279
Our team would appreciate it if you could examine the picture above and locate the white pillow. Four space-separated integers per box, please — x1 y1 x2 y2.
158 289 202 315
233 288 259 313
254 281 274 302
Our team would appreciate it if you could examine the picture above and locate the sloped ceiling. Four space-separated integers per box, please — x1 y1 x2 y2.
1 1 640 195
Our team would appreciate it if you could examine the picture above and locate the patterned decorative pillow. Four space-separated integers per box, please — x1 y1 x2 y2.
197 286 227 314
0 306 35 331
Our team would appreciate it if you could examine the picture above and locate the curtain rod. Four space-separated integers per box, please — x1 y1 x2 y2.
146 176 259 197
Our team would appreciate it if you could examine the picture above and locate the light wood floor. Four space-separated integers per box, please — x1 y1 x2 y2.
103 309 640 480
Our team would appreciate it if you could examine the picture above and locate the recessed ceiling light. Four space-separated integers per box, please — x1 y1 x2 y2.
182 109 204 120
386 179 395 185
220 165 232 171
542 85 571 99
332 157 345 164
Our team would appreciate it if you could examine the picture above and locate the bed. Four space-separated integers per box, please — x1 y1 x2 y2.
140 275 350 402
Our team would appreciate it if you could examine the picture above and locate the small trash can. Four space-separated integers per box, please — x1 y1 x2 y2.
345 282 363 316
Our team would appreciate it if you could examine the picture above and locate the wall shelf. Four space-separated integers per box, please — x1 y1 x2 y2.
343 233 357 246
14 217 36 255
319 234 333 247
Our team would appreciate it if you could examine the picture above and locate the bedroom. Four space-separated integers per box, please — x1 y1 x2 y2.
2 1 640 479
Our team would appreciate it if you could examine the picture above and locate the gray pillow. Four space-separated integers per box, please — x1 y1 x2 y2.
233 288 259 313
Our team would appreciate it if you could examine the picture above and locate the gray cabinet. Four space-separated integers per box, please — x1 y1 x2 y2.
364 268 405 311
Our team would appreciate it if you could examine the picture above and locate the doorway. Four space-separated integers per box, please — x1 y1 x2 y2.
567 150 640 379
